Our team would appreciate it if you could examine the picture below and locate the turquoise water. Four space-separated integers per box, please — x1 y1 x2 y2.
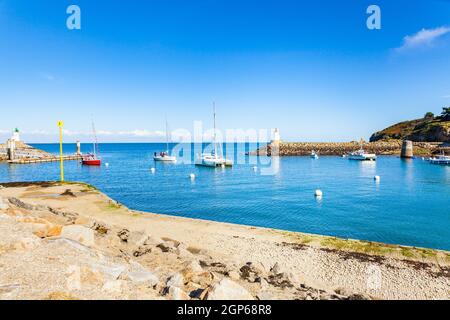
1 143 449 251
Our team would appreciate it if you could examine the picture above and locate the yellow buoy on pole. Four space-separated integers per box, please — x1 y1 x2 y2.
57 121 65 182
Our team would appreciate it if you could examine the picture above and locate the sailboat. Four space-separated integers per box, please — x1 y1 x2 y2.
82 121 101 166
153 117 176 162
195 103 233 168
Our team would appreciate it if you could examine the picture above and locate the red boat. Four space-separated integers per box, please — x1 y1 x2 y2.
82 121 102 166
82 153 101 166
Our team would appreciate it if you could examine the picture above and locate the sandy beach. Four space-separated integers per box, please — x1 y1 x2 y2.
0 181 449 300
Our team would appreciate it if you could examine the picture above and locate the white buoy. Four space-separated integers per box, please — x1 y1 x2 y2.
105 163 109 167
315 189 323 197
189 173 196 180
374 175 380 182
253 166 258 172
150 167 155 174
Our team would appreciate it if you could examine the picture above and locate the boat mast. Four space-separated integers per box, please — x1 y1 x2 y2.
213 102 217 156
92 120 99 157
165 115 169 153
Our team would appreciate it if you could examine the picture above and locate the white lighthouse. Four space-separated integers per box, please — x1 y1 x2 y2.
271 128 281 146
11 128 20 142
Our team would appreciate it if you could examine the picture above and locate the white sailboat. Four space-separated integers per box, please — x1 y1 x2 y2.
195 103 233 167
153 117 176 162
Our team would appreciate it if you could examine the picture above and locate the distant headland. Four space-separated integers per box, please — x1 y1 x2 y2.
370 107 450 143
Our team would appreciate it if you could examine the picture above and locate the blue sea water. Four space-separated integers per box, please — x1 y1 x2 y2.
1 143 449 251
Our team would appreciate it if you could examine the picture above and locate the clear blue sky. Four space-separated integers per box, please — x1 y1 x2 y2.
1 0 450 142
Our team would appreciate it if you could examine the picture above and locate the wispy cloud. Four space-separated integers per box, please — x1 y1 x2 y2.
396 26 450 52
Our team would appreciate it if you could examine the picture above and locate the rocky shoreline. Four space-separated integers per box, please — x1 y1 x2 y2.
250 140 446 156
0 181 449 300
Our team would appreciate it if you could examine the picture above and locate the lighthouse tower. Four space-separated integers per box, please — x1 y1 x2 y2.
270 128 281 147
11 128 20 142
269 128 281 156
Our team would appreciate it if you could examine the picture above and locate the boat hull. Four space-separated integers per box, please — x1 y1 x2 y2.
348 154 376 161
154 156 177 162
429 159 450 165
195 159 233 167
82 159 101 166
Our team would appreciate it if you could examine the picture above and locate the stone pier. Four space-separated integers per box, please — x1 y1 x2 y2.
400 140 414 158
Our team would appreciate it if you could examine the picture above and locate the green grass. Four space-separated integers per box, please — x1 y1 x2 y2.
400 248 415 258
105 202 122 210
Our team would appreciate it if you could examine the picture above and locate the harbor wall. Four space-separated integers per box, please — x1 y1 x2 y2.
250 140 444 156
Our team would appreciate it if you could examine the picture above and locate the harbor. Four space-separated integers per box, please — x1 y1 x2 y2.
1 141 450 252
2 0 450 303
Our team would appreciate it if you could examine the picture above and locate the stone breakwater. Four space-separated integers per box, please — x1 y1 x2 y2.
250 141 444 156
0 142 54 162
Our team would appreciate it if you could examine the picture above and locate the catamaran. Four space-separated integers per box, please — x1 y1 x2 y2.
195 103 233 168
82 121 101 166
154 117 176 162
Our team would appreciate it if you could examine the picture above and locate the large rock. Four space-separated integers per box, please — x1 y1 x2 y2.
61 225 95 247
206 278 254 300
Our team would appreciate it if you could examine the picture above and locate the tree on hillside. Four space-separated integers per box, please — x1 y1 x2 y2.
441 107 450 120
424 112 434 119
